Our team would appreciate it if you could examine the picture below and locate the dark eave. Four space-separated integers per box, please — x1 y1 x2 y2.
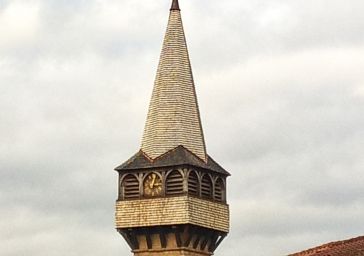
115 145 230 176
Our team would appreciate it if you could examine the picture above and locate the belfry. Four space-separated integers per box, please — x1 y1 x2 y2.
115 0 230 255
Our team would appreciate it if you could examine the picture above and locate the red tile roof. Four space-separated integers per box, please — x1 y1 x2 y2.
289 236 364 256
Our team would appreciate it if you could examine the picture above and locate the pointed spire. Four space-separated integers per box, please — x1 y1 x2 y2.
170 0 180 11
141 2 207 162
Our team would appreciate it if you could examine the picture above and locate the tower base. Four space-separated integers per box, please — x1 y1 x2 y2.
118 224 226 256
134 248 211 256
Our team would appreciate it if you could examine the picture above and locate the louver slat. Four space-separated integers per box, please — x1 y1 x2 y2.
166 170 183 195
188 171 199 196
214 178 224 202
201 175 212 199
123 175 140 199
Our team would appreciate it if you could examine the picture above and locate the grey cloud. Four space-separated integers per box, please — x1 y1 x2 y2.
185 0 364 72
1 0 364 255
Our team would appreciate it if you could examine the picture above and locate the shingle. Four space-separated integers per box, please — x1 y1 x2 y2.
141 8 207 162
115 145 230 176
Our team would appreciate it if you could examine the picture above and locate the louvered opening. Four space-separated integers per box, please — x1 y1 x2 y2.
214 178 224 202
166 170 184 195
188 171 199 196
201 175 212 199
122 174 140 200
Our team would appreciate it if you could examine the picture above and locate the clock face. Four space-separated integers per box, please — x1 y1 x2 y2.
143 173 163 197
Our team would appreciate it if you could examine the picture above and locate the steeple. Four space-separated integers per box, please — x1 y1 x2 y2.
170 0 180 10
114 2 230 255
141 0 207 162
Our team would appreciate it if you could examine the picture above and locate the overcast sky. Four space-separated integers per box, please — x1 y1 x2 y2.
1 0 364 255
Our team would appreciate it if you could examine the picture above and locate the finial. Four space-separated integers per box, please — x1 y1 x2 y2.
170 0 180 11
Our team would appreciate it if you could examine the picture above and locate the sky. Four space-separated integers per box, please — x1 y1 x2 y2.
1 0 364 255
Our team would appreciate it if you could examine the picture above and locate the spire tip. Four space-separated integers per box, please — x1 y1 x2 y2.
170 0 180 11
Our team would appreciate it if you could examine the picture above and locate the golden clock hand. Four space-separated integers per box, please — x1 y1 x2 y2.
151 175 156 188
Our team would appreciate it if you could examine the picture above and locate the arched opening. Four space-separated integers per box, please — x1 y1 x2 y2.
122 174 140 200
201 174 213 199
188 170 199 196
166 170 184 195
214 178 225 202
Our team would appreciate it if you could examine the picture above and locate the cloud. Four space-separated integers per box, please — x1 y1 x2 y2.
0 1 41 48
0 0 363 255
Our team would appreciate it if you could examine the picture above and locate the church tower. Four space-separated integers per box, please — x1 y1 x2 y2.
115 1 230 255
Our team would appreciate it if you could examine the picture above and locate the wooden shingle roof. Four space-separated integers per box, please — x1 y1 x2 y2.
289 236 364 256
141 2 207 162
115 146 230 176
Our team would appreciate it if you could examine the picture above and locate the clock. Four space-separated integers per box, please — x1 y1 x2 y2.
143 173 163 197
